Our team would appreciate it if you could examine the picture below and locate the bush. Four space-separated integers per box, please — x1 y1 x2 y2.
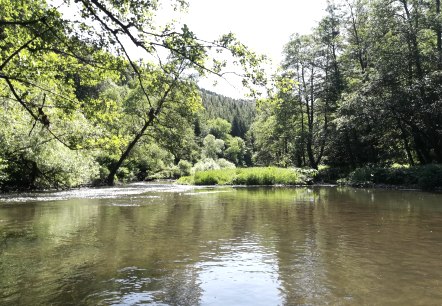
343 164 442 190
216 158 236 169
417 164 442 191
192 158 220 173
316 166 350 183
176 175 194 185
146 165 181 180
191 158 236 174
178 160 192 176
116 166 136 183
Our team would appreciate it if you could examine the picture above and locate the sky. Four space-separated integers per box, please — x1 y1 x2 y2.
55 0 328 98
174 0 328 98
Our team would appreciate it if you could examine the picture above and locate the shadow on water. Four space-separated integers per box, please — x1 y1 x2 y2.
1 184 442 305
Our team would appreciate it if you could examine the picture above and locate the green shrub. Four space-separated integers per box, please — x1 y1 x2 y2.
343 164 442 190
417 164 442 191
116 166 135 183
192 158 221 173
176 175 194 185
191 158 236 174
316 166 350 183
234 167 305 185
194 172 219 185
217 158 236 169
178 160 192 176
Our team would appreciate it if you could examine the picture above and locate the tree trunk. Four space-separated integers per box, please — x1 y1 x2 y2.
398 122 415 166
412 132 431 164
437 0 442 67
344 130 356 168
106 115 154 186
402 0 424 79
348 0 367 73
296 63 307 166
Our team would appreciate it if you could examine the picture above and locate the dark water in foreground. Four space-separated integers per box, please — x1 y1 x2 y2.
1 184 442 305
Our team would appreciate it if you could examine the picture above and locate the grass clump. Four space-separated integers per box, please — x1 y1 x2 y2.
233 167 302 185
193 169 236 185
179 167 312 186
176 175 194 185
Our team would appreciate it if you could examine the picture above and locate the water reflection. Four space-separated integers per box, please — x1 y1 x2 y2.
1 186 442 305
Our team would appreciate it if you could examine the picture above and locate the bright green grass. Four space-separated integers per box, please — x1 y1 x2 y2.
177 167 311 186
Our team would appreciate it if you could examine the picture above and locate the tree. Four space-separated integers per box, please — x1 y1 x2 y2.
202 134 225 159
276 3 343 169
225 136 246 165
205 118 232 140
335 0 442 165
251 0 442 170
0 99 99 189
1 0 266 187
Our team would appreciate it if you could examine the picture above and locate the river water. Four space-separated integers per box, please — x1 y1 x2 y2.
1 184 441 305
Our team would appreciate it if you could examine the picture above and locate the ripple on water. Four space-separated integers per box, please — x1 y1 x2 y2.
0 183 195 203
196 236 281 305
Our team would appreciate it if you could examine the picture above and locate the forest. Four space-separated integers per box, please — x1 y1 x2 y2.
1 0 442 191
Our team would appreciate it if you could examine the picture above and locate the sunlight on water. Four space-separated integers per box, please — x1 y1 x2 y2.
198 236 281 305
0 183 195 203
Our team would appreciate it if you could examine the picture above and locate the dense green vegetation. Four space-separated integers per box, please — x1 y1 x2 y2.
178 167 314 186
248 0 442 190
1 0 441 191
0 0 264 190
252 0 442 170
337 164 442 190
200 89 256 138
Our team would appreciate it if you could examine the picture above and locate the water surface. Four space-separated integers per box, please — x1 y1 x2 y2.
1 184 442 305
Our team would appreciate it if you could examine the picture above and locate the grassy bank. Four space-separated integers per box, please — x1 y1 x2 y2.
177 164 442 191
177 167 316 186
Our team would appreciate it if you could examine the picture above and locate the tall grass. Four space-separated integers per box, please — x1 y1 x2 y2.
177 167 312 186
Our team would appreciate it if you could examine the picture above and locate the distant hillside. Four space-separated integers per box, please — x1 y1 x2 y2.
200 88 256 138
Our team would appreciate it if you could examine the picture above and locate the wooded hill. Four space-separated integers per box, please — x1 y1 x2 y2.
200 88 256 138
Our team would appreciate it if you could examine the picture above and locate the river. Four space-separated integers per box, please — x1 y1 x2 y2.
1 184 442 305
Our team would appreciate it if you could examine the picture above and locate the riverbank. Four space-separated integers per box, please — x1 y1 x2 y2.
177 165 442 191
2 165 441 193
326 164 442 191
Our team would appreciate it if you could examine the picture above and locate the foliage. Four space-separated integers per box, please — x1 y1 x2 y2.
191 158 235 173
233 167 303 185
224 136 247 166
178 160 192 176
200 89 256 139
0 98 99 190
315 166 352 183
202 134 225 159
417 165 442 191
250 0 442 182
176 175 194 185
193 169 236 185
128 143 175 180
340 164 442 190
205 118 232 140
0 0 266 189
